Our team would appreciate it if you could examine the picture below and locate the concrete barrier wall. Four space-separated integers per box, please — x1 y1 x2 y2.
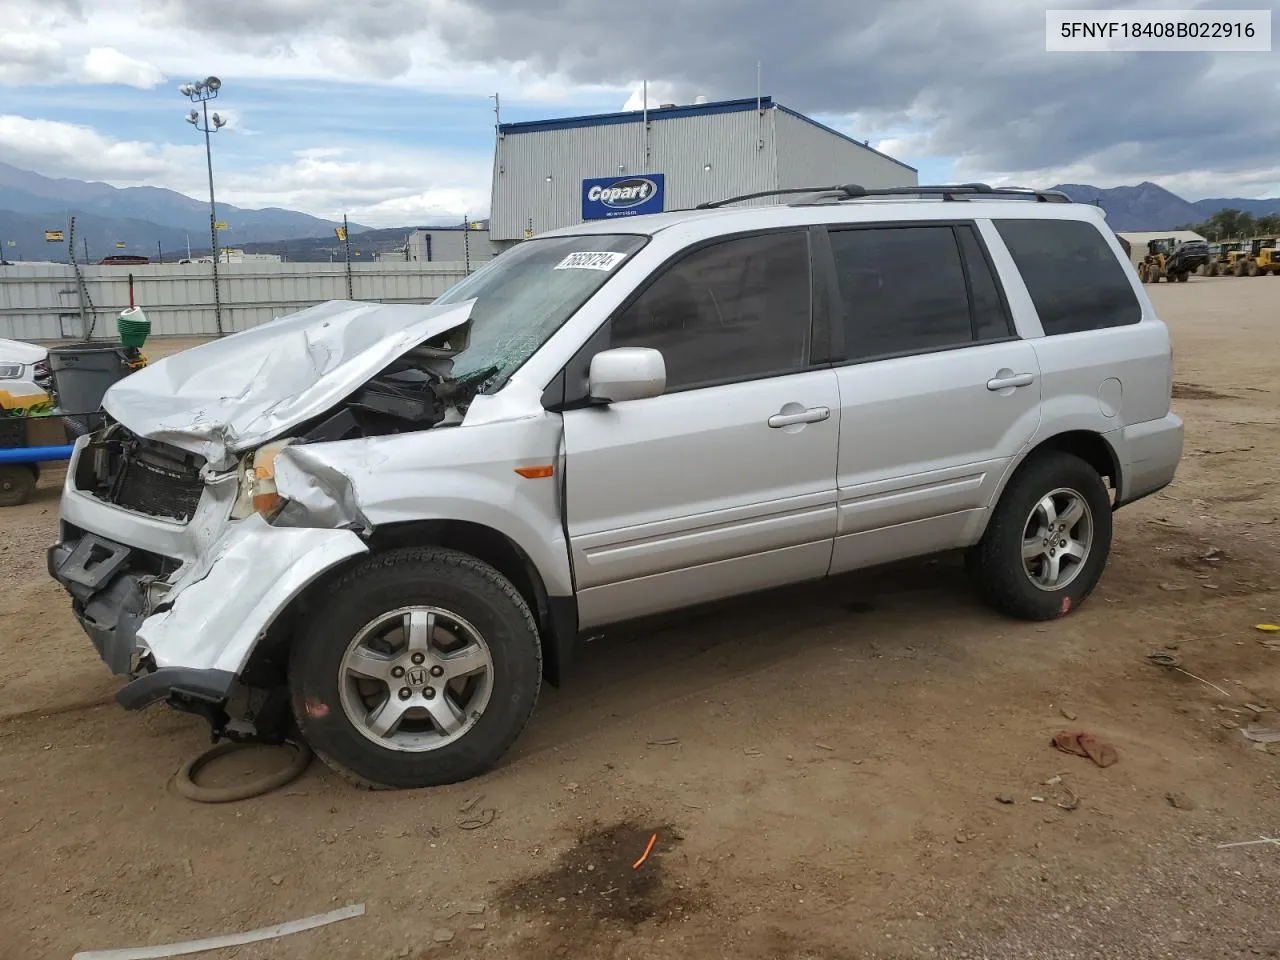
0 260 472 342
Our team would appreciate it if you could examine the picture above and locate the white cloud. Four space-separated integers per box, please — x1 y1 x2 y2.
80 47 165 88
0 113 491 222
972 156 1280 204
27 0 630 105
217 148 492 224
0 115 200 182
622 81 682 112
0 34 67 84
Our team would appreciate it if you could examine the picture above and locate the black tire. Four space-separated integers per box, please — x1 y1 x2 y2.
966 451 1113 621
289 546 542 789
1176 270 1189 283
0 464 37 507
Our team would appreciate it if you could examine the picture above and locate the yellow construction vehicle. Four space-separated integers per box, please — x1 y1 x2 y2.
1205 240 1246 276
1139 237 1208 283
1139 238 1172 283
1241 236 1279 276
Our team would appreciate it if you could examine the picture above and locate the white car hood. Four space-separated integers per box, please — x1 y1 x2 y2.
0 337 48 366
103 299 475 467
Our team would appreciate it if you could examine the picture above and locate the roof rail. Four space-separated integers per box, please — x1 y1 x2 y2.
696 182 1073 209
696 186 844 209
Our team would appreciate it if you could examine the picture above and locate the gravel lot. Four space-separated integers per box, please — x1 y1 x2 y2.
1 278 1277 960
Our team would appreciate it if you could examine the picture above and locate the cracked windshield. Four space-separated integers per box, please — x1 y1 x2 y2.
434 234 647 387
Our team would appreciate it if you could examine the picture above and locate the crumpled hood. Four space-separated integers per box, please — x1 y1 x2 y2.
102 298 474 468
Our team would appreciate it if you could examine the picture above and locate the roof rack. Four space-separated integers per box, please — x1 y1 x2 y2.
695 182 1073 209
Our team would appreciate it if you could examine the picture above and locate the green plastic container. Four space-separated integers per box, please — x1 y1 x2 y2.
116 306 151 348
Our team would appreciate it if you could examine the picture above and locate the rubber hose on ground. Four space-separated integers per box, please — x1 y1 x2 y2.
173 739 313 803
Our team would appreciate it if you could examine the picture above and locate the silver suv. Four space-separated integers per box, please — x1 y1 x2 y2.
49 184 1183 789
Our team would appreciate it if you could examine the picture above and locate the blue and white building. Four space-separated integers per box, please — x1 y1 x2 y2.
488 95 917 244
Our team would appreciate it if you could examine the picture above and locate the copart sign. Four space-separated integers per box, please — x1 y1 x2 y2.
581 173 665 220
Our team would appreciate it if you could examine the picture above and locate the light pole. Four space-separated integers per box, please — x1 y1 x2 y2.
181 76 227 335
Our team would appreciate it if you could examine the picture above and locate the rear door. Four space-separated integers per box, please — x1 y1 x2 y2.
559 229 842 628
990 216 1168 441
822 222 1043 572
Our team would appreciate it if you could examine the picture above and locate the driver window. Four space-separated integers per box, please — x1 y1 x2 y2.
609 230 812 391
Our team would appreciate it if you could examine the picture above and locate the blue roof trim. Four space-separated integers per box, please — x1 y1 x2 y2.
774 104 918 173
498 96 774 135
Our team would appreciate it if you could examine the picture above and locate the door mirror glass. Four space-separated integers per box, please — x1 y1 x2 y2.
588 347 666 403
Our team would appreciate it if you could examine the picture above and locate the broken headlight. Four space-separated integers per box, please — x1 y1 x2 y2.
230 438 296 520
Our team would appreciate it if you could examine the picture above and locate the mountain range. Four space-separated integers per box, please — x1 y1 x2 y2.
1048 181 1280 232
0 161 374 262
3 160 1279 261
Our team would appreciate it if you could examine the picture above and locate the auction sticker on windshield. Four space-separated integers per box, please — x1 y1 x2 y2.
554 251 627 271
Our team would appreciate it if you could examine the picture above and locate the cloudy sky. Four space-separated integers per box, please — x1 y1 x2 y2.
2 0 1277 226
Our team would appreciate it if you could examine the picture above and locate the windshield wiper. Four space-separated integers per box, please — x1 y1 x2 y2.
433 364 500 406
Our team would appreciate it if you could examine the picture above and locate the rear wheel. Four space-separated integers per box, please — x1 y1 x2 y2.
1235 260 1247 277
1176 270 1189 283
0 464 36 507
967 451 1113 621
1247 260 1259 277
290 547 543 789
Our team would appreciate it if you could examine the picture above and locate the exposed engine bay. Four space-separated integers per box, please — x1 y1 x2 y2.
294 342 499 445
73 338 499 531
74 426 209 523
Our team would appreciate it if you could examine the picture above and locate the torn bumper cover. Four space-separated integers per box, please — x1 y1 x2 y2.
49 515 367 710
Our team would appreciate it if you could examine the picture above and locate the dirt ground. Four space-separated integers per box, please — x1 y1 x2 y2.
2 279 1277 960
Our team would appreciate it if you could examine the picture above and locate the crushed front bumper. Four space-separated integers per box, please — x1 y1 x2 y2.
50 454 369 712
47 534 238 711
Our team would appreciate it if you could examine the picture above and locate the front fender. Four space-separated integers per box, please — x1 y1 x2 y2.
272 415 573 597
137 516 368 675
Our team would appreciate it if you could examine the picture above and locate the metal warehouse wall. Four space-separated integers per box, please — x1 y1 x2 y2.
0 261 469 342
406 230 502 263
773 111 918 191
491 108 781 240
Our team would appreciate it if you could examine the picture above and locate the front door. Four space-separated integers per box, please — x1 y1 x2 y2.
560 229 842 628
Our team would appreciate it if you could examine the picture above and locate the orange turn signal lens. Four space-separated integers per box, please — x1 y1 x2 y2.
514 465 554 479
252 492 281 514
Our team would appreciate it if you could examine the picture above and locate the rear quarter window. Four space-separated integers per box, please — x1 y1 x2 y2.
994 219 1142 335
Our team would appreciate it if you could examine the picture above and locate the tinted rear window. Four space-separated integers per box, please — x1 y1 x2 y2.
995 219 1141 335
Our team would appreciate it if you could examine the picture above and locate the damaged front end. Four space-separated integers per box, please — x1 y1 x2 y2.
48 300 497 743
48 421 369 740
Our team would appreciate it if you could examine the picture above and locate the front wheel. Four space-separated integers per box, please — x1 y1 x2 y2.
290 547 543 789
967 451 1113 621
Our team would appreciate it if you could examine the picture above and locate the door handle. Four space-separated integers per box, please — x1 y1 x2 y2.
986 372 1036 391
768 406 831 428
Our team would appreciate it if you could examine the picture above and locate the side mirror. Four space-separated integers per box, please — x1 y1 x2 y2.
587 347 666 403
